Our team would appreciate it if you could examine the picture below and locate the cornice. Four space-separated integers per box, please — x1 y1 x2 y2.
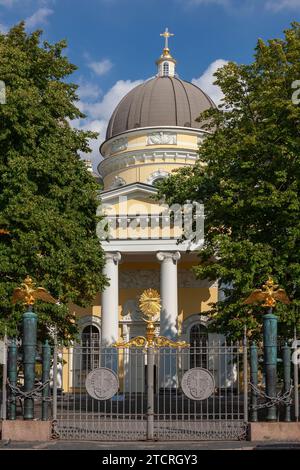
98 148 198 179
100 125 211 156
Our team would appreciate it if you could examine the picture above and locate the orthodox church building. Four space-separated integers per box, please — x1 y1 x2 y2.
71 30 223 389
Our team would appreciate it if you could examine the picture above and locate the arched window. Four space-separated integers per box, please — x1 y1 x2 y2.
163 62 169 76
82 325 100 371
152 177 165 188
190 323 208 369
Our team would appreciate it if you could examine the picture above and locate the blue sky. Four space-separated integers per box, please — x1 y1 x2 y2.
0 0 299 169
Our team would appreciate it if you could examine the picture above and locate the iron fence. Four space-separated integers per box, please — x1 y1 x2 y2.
2 336 299 440
55 342 248 441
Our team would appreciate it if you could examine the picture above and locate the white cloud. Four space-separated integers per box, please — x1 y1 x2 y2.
192 59 228 106
88 59 113 77
76 79 102 101
25 7 54 29
0 23 8 33
74 79 143 170
265 0 300 10
80 79 143 121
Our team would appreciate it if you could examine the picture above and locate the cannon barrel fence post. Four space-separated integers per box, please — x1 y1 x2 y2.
52 333 58 422
283 342 291 422
42 340 51 421
263 308 278 422
1 330 7 420
23 306 37 420
293 327 299 422
147 346 154 440
250 342 258 422
243 328 248 424
7 339 17 420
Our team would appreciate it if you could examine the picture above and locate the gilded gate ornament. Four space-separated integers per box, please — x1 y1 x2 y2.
243 277 290 308
12 276 57 306
113 288 189 349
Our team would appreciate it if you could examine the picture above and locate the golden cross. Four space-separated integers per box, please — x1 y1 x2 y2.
160 27 174 50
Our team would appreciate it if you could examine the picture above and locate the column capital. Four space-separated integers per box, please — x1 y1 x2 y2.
105 251 122 265
156 251 181 263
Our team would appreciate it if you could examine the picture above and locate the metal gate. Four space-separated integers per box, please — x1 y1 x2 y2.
55 341 248 441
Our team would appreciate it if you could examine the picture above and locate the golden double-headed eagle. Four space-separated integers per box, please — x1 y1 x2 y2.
12 276 57 306
243 277 290 308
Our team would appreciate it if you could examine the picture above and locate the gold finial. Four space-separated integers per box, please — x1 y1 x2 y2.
113 288 189 349
12 276 57 306
160 27 174 51
243 277 291 309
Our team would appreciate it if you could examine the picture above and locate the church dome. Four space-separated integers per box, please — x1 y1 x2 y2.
106 76 215 140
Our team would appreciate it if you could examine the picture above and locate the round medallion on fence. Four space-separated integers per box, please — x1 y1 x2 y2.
181 367 215 401
85 367 119 400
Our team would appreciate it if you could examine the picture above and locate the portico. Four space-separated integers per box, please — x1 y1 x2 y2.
101 249 183 347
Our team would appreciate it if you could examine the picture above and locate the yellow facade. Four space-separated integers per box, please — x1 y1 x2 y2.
100 128 205 190
62 45 220 395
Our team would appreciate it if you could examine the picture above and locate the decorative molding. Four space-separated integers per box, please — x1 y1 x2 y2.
182 314 210 336
102 238 202 253
197 135 205 146
178 271 218 289
77 315 101 331
121 299 142 322
110 137 128 154
100 126 211 156
101 182 158 200
146 169 169 185
109 176 126 189
147 131 177 146
120 270 160 289
119 269 215 289
99 149 198 179
120 299 161 333
105 252 122 264
156 251 181 264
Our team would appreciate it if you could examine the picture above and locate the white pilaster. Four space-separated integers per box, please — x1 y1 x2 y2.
156 251 181 339
101 252 121 346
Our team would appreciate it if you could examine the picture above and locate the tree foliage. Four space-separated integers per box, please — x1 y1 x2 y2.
158 23 300 340
0 23 107 342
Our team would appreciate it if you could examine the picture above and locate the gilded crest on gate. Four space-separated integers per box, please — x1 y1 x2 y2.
113 289 189 349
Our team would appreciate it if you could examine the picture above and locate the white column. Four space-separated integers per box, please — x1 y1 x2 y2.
101 252 121 346
156 251 181 340
156 251 181 389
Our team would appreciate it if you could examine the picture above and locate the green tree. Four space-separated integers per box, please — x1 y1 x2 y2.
0 23 107 342
158 23 300 340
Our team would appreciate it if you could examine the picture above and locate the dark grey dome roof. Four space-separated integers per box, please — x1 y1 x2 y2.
106 76 215 139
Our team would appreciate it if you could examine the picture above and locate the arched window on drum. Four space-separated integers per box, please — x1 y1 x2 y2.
81 325 100 371
189 323 208 369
